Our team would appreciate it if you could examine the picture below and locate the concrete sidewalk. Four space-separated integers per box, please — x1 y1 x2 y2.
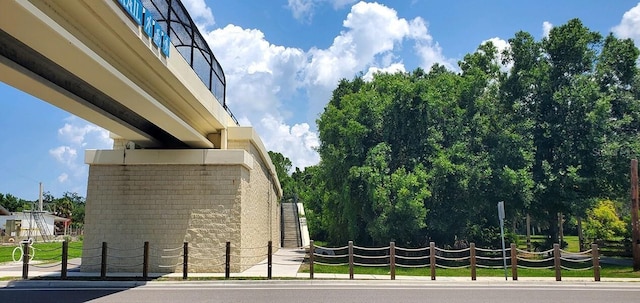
0 248 307 280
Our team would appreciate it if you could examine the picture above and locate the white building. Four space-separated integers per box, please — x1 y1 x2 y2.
0 206 70 242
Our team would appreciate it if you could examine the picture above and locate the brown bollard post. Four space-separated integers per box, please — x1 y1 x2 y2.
268 241 273 279
511 243 518 281
309 240 315 279
225 242 231 279
470 243 476 281
183 242 188 280
61 241 69 280
143 241 149 279
348 241 354 280
430 242 436 280
101 242 107 279
554 243 561 281
390 242 395 280
21 241 29 280
592 243 600 282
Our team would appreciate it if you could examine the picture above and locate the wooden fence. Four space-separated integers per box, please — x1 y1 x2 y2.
309 240 600 281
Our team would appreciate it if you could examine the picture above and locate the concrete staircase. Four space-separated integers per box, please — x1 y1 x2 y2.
281 202 301 248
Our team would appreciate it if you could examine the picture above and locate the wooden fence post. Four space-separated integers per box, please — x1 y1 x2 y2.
554 243 561 281
268 241 273 279
348 241 354 280
100 242 107 279
470 243 476 281
182 242 188 280
511 243 518 281
592 243 600 282
390 242 395 280
430 242 436 280
61 241 68 280
309 240 314 279
225 242 231 279
143 241 149 279
631 159 640 271
21 241 29 280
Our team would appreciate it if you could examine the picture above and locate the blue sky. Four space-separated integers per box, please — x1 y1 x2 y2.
1 0 640 200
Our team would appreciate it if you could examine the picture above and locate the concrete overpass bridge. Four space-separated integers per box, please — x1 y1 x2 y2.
0 0 282 273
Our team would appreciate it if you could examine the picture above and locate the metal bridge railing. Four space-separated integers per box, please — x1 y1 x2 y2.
142 0 239 126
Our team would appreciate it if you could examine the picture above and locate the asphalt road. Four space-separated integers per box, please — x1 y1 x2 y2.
2 281 640 303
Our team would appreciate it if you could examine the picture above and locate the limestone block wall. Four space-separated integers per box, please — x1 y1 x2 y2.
230 140 281 270
82 163 245 273
82 148 281 274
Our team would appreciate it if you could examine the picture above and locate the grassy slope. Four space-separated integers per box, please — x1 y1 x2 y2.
0 241 83 263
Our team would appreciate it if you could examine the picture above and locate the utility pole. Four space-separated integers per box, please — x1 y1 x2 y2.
631 159 640 271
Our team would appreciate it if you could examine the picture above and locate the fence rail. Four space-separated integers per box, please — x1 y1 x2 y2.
2 240 602 281
309 241 601 281
1 240 277 281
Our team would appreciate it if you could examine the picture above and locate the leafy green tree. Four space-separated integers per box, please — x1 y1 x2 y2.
584 200 626 241
0 193 27 212
350 143 429 245
268 151 295 199
302 18 639 248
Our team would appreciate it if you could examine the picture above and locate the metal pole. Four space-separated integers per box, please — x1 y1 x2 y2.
500 221 507 280
498 201 507 281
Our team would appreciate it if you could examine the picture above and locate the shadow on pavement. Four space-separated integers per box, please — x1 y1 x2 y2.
1 277 151 303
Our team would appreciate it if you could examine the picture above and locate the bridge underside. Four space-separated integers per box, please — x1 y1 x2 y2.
0 29 186 148
0 0 283 273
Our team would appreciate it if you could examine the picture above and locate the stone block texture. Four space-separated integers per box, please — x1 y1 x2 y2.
82 149 281 273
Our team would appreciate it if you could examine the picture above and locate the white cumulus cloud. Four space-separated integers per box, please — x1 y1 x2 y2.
49 146 77 167
288 0 316 23
363 63 406 81
542 21 553 38
481 37 512 72
181 0 215 30
57 118 111 147
287 0 358 22
259 115 320 170
612 3 640 46
50 116 113 194
57 173 69 183
198 1 454 170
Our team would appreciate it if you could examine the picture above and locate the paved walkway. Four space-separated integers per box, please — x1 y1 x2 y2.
0 248 308 280
2 248 639 283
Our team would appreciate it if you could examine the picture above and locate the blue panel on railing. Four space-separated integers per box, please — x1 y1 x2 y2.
152 23 164 48
117 0 144 25
143 11 154 37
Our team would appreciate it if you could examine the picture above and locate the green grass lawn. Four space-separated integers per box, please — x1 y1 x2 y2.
516 235 580 252
0 241 83 263
301 263 640 279
306 236 640 279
